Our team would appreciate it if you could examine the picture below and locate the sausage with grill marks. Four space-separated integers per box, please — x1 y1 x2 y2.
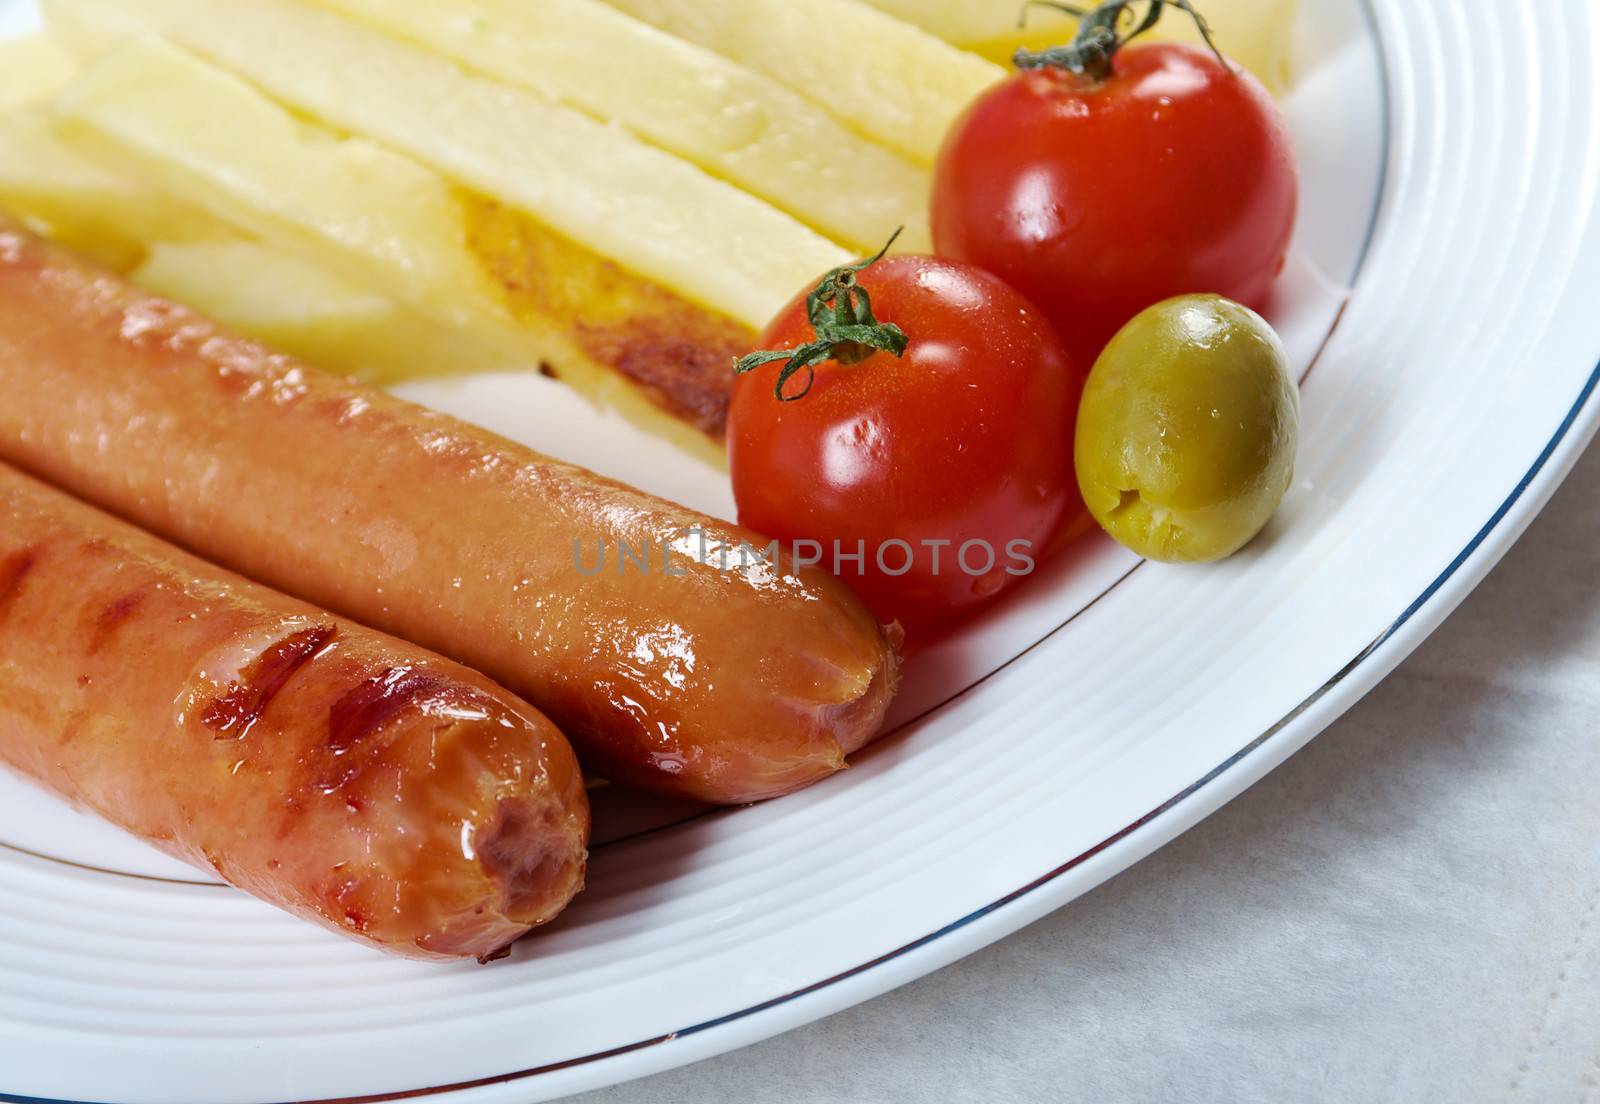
0 461 588 961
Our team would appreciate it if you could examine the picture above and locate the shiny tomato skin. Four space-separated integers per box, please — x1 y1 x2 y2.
932 43 1297 367
728 255 1083 639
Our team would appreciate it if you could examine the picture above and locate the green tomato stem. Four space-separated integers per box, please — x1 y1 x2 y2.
1013 0 1230 83
733 228 909 402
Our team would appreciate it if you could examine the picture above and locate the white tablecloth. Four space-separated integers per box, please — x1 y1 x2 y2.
576 437 1600 1104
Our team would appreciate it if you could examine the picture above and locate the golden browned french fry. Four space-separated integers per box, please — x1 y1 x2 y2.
43 0 851 329
54 36 745 457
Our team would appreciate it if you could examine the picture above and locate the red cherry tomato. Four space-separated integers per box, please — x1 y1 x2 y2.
932 42 1298 367
728 254 1083 640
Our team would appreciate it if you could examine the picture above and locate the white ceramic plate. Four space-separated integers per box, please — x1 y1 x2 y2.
1 1 1597 1101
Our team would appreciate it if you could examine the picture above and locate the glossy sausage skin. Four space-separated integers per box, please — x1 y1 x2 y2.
0 461 588 961
0 221 899 804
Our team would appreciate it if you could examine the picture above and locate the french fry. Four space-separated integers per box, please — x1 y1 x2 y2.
43 0 851 330
0 117 517 388
52 41 494 324
0 33 77 110
311 0 931 254
0 108 222 270
53 36 739 462
1152 0 1300 92
848 0 1073 48
130 240 518 386
856 0 1300 92
601 0 1004 166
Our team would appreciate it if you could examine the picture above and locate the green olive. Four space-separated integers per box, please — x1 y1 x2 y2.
1074 294 1299 563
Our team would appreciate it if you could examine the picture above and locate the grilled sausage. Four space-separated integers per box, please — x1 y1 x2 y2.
0 460 588 961
0 220 899 803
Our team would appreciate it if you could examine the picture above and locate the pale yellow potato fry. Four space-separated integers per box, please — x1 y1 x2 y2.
0 108 222 270
52 39 497 328
1154 0 1299 92
857 0 1299 92
311 0 930 255
131 240 517 386
43 0 850 330
53 37 735 464
601 0 1004 166
851 0 1071 46
0 33 78 110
